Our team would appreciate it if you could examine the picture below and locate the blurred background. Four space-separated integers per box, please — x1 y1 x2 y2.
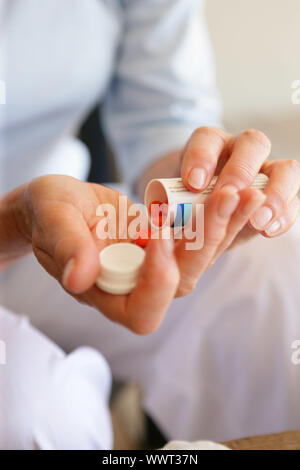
207 0 300 160
82 0 300 185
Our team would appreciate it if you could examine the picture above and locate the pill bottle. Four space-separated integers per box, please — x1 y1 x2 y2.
145 173 268 226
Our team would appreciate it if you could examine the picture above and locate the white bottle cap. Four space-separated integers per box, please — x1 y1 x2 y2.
96 243 146 295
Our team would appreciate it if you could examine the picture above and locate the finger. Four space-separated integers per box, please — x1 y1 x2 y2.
87 238 180 335
181 127 231 191
37 204 100 294
209 188 266 263
214 129 271 192
263 196 300 238
126 238 179 334
250 159 300 232
175 187 240 297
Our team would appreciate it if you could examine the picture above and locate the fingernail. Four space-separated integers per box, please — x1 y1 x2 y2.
188 168 206 190
265 219 281 236
250 206 273 230
62 258 75 288
218 191 240 218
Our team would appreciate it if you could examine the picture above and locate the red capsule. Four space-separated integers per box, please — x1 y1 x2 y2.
135 228 151 248
148 200 163 216
149 200 168 227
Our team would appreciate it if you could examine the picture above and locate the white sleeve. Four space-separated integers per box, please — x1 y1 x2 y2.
0 307 113 450
102 0 222 185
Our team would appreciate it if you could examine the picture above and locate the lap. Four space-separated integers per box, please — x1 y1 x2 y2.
1 217 300 442
0 307 112 449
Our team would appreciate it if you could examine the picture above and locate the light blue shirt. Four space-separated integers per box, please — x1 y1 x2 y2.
0 0 222 191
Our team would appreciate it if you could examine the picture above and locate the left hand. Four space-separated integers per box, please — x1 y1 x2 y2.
15 175 179 335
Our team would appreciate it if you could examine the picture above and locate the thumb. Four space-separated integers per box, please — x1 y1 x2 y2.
44 206 100 294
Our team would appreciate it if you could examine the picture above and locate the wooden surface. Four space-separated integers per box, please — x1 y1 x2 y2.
224 430 300 450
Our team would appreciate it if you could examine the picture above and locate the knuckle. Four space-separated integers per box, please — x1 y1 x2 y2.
186 145 213 166
27 178 43 201
162 272 180 292
287 159 300 174
193 126 227 145
186 145 202 160
176 275 197 297
269 187 288 212
242 129 271 153
232 159 256 183
154 262 180 287
159 269 175 286
140 263 179 293
192 126 212 138
28 175 53 195
146 268 168 287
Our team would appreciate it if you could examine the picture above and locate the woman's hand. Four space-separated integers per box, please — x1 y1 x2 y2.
181 127 300 237
139 126 300 297
6 175 179 334
174 126 300 295
3 125 300 333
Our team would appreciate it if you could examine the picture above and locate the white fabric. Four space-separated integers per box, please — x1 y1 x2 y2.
0 0 221 192
1 184 300 443
2 137 91 190
102 0 222 184
162 441 229 450
0 307 113 450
